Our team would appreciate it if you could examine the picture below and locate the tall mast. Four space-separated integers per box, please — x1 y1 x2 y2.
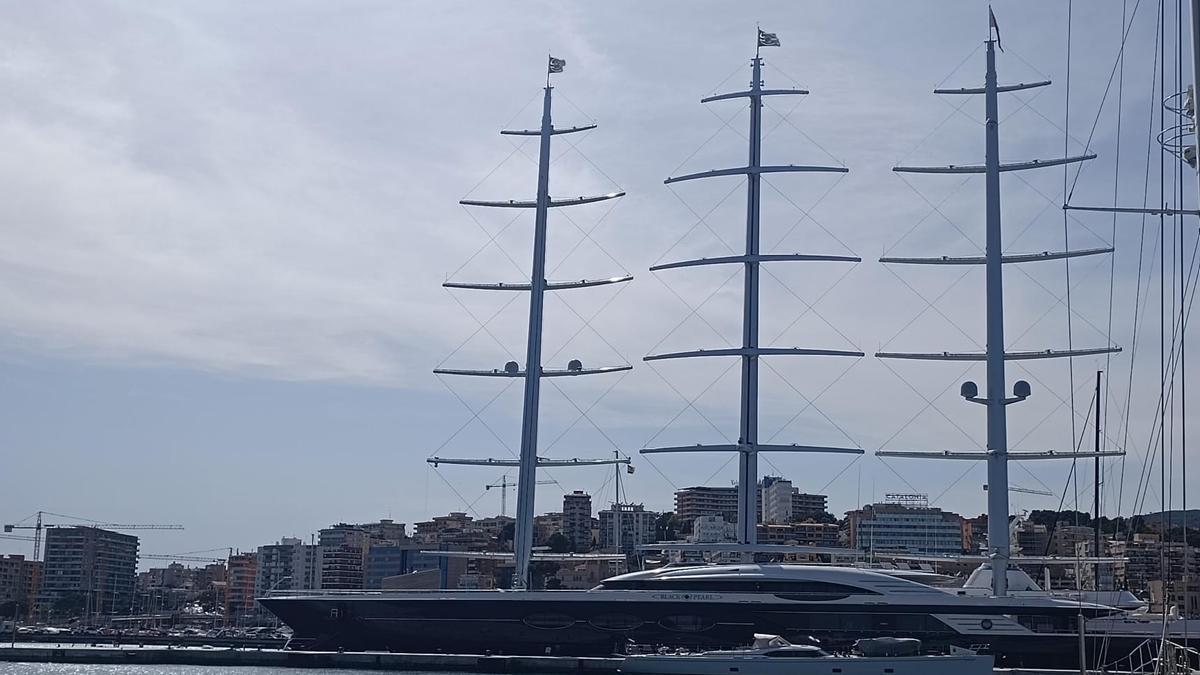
430 60 631 589
877 18 1121 598
981 39 1013 586
514 84 555 587
1093 371 1102 590
643 34 864 546
738 55 765 545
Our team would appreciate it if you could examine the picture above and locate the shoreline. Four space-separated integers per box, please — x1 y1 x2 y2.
0 643 623 673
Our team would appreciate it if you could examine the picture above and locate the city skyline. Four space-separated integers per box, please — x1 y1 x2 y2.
0 2 1192 564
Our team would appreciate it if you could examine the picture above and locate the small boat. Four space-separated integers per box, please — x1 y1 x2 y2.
618 634 994 675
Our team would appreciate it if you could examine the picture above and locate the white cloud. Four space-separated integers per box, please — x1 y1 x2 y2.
0 1 1192 542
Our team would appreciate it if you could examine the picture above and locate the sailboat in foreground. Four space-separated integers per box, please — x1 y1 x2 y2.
261 37 1120 666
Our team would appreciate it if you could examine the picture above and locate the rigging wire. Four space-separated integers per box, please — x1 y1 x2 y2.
1066 0 1149 200
1159 0 1169 636
1062 0 1083 544
1106 0 1129 518
1118 0 1162 547
1127 4 1166 526
1172 0 1190 647
1170 0 1183 619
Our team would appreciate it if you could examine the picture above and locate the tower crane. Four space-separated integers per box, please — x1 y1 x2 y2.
486 475 554 518
3 511 184 561
1010 485 1055 497
142 554 226 564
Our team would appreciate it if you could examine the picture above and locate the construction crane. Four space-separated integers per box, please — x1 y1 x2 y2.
3 511 184 562
984 484 1055 497
141 552 225 562
1010 485 1055 497
486 475 554 518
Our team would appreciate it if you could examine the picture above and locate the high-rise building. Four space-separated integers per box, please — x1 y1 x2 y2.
39 526 138 617
844 496 965 556
255 537 322 602
599 504 658 553
562 491 593 552
675 486 739 527
1115 533 1200 594
754 522 841 548
319 549 363 590
359 519 407 543
0 554 41 619
364 543 425 589
791 492 828 518
676 483 828 529
1048 524 1095 556
689 515 735 543
225 552 257 621
533 512 563 545
1013 519 1049 555
761 476 793 524
414 513 473 544
318 524 369 590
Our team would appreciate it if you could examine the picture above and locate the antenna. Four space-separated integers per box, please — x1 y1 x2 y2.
641 36 864 546
429 67 631 590
875 18 1121 598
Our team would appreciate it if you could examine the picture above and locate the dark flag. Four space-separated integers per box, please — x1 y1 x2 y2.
757 29 780 47
548 56 566 74
989 6 1004 52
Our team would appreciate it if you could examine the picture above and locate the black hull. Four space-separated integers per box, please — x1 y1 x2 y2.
259 595 1164 669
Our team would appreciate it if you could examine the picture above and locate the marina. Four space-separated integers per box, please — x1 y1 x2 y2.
2 3 1200 675
0 642 1196 675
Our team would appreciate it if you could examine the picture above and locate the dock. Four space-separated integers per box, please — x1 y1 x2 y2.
0 643 623 672
0 644 1184 674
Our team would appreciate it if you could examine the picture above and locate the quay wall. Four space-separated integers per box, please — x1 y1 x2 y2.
0 645 623 673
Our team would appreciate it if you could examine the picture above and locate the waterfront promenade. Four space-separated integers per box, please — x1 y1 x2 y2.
0 643 623 673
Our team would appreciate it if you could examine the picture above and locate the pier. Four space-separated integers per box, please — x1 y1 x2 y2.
1 642 1191 674
0 643 623 673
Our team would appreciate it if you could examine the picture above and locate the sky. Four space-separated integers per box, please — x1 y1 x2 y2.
0 1 1196 565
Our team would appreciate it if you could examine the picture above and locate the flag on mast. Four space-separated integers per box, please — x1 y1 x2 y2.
988 6 1004 52
548 56 566 74
757 29 780 47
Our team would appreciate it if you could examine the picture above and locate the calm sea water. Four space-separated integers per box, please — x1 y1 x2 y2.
0 662 403 667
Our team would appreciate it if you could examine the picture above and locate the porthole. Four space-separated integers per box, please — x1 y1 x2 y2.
588 614 644 631
659 614 715 633
523 613 576 630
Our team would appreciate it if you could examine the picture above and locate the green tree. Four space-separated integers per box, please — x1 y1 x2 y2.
654 512 679 541
499 522 516 548
545 532 572 553
795 511 838 525
51 593 87 621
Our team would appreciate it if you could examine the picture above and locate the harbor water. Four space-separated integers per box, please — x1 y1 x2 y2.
0 667 406 675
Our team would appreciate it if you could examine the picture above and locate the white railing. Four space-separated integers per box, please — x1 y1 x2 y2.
1096 638 1200 674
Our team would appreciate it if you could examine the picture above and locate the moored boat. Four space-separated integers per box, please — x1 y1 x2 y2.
618 634 993 675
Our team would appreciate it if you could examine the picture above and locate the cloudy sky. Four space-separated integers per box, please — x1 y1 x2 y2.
0 1 1194 563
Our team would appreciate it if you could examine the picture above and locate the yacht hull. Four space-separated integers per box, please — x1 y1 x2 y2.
259 593 1137 668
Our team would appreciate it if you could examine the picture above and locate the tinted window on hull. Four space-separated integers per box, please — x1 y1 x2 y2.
523 613 576 629
599 579 879 596
589 614 644 631
764 650 824 658
659 615 715 633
